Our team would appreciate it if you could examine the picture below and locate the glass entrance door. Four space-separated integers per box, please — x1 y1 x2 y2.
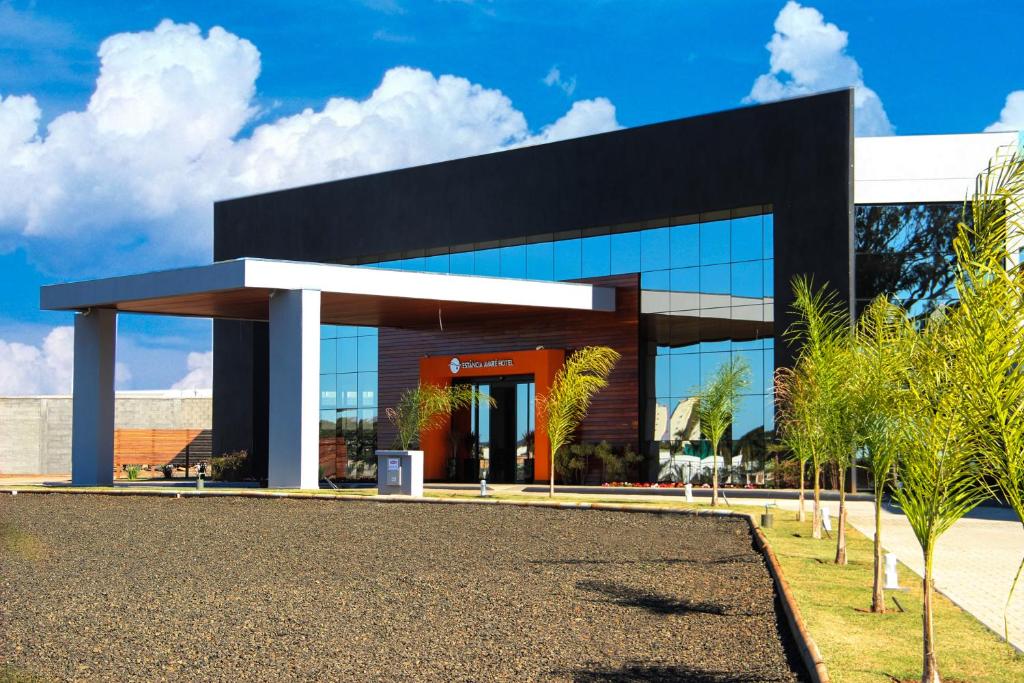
453 376 534 483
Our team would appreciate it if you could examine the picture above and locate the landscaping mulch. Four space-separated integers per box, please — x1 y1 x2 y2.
0 494 801 682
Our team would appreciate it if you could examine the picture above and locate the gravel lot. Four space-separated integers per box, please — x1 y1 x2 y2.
0 494 801 682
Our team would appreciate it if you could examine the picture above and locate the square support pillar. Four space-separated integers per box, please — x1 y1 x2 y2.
268 289 321 489
71 308 117 486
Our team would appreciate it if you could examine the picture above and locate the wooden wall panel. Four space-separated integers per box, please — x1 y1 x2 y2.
378 275 641 453
114 429 212 468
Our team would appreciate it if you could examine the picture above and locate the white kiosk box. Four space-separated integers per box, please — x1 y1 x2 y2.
376 450 424 497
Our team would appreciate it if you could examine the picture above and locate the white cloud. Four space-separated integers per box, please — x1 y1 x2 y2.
0 20 620 274
543 66 577 97
986 91 1024 132
0 326 131 395
170 350 213 390
745 1 893 137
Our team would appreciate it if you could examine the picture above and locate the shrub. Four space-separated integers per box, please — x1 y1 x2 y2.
124 464 141 481
595 441 644 482
211 450 249 481
555 443 593 484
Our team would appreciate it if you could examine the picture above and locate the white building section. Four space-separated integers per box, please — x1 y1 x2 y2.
41 259 619 490
855 131 1021 204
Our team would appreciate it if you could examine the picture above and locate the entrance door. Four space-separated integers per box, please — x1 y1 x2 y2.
453 377 535 484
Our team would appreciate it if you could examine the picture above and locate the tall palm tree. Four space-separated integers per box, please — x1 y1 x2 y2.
539 346 621 497
696 357 750 506
785 276 850 540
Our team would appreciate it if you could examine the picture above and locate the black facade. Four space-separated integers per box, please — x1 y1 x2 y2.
213 90 855 473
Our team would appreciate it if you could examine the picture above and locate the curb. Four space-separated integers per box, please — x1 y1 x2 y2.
3 486 830 681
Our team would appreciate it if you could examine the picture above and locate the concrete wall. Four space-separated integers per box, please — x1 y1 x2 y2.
0 391 212 475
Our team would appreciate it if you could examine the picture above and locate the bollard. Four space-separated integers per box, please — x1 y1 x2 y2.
480 478 487 497
761 505 774 528
884 552 903 590
684 482 693 503
196 474 204 491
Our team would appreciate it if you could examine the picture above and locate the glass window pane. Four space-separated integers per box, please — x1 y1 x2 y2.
733 349 764 394
671 353 700 397
670 224 699 268
670 313 700 353
731 260 763 299
764 259 774 298
358 372 377 408
655 355 670 399
338 373 358 408
337 325 357 338
357 335 377 372
700 352 732 390
338 337 357 374
610 232 641 274
731 215 762 263
320 338 337 374
474 248 500 276
526 242 554 280
320 325 336 340
763 394 775 433
320 374 336 410
320 409 337 438
764 213 774 259
732 394 763 442
553 238 582 281
699 313 732 349
700 264 730 301
700 219 730 265
450 251 474 275
764 347 775 396
500 245 526 278
670 267 700 311
377 260 402 270
642 227 671 272
423 253 450 273
401 256 425 271
581 235 610 278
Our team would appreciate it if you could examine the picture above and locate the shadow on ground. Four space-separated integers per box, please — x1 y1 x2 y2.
563 662 789 682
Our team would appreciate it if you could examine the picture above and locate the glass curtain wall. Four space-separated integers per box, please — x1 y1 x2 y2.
319 206 774 483
319 325 378 479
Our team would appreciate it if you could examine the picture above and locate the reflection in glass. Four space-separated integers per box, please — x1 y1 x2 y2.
731 260 763 298
320 338 337 374
450 251 474 275
642 227 671 272
671 224 699 268
670 354 700 397
500 245 526 278
764 214 774 259
338 337 357 374
320 374 336 410
730 215 762 263
474 248 500 276
357 335 377 372
358 372 377 408
423 253 449 273
338 373 358 408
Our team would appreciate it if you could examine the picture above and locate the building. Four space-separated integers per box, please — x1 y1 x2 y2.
42 89 1021 488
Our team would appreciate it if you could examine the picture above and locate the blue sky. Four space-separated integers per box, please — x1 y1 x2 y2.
0 0 1021 392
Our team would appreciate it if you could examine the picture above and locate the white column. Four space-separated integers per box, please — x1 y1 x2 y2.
71 308 117 486
268 289 321 489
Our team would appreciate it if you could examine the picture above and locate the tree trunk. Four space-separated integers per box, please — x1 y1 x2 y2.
922 547 941 683
812 463 822 540
834 475 847 565
871 492 885 613
711 441 719 507
549 447 555 498
798 462 806 522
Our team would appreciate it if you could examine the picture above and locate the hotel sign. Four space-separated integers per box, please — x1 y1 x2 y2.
449 357 513 374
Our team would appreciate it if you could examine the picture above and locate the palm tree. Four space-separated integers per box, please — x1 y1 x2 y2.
538 346 621 497
775 365 814 521
386 383 492 451
696 357 750 506
785 276 850 540
852 295 914 609
943 150 1024 644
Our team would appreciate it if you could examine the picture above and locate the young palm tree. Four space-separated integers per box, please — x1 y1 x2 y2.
785 275 850 540
386 383 493 451
775 365 815 521
852 295 914 609
944 149 1024 644
538 346 621 497
696 357 750 506
891 311 988 683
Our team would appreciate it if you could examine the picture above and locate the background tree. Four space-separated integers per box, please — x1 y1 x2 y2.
776 365 816 522
696 357 750 506
539 346 621 497
386 383 492 451
785 276 850 539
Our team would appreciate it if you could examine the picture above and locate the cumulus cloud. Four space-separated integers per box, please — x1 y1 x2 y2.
0 20 620 274
0 326 131 395
745 1 893 136
986 91 1024 132
170 351 213 390
543 66 577 97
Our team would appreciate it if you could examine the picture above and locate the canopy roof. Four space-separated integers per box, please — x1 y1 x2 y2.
40 258 617 328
